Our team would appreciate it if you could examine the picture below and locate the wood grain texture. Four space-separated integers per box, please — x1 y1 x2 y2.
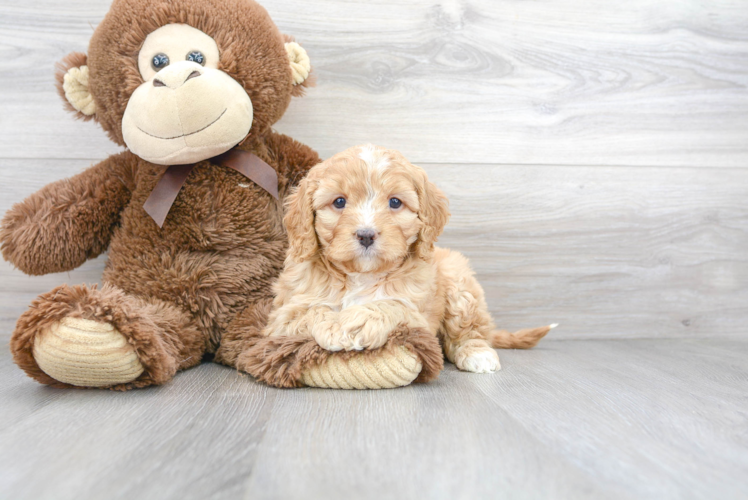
1 1 747 499
2 159 745 339
1 338 747 499
245 339 748 500
0 353 276 500
1 0 748 165
433 163 748 338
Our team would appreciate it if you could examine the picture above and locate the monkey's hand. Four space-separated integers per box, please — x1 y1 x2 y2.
0 151 136 275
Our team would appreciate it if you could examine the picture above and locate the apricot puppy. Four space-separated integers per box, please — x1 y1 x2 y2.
265 145 554 373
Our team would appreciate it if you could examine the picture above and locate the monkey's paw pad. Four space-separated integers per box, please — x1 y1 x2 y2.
33 317 144 387
301 346 422 389
457 348 501 373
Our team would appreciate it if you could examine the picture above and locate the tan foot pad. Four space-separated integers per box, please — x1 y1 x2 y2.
240 326 444 389
301 345 422 389
32 317 144 387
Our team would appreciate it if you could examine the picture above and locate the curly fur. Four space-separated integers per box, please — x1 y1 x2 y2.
265 145 552 376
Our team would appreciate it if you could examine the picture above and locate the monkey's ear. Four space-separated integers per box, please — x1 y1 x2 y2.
283 36 315 97
55 52 96 120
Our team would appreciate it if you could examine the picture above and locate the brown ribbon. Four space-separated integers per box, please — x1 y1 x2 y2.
143 148 279 228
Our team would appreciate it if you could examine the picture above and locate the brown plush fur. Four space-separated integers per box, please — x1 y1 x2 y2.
237 324 444 388
2 0 320 389
0 151 135 275
11 284 205 390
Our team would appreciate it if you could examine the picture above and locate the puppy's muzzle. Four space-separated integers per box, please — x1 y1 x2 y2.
356 229 377 249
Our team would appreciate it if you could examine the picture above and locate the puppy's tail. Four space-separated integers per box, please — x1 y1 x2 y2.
488 323 557 349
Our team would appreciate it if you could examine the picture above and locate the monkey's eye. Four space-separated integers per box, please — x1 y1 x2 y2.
152 53 170 70
389 198 402 209
333 197 346 209
186 51 205 65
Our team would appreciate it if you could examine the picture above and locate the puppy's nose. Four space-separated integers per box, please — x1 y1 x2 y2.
356 229 377 248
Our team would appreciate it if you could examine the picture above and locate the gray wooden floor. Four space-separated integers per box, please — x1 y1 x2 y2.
1 337 747 500
1 0 747 498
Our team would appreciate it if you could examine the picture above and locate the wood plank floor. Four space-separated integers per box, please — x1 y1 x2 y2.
1 337 746 500
1 0 747 498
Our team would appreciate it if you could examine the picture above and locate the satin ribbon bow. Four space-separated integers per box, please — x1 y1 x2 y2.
143 148 279 228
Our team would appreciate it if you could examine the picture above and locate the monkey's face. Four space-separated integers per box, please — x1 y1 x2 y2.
122 24 253 165
55 0 313 166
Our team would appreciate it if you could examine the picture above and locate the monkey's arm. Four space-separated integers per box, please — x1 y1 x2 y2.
264 131 321 199
0 151 138 275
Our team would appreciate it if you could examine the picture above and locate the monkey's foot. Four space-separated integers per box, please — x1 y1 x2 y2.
238 325 444 389
33 317 144 387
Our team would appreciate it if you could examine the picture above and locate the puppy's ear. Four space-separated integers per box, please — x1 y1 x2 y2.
284 177 318 262
55 52 97 120
415 175 450 260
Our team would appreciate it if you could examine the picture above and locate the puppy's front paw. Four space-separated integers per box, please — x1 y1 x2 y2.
339 307 389 351
455 346 501 373
312 322 350 352
348 324 388 351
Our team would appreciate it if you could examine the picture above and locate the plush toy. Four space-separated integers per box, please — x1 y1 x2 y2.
241 320 446 389
1 0 321 389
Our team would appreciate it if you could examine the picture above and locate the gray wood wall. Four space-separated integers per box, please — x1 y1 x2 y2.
1 0 746 339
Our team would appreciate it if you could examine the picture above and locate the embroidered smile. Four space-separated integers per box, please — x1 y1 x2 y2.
137 108 227 140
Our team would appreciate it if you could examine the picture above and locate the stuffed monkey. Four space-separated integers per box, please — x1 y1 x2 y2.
1 0 319 389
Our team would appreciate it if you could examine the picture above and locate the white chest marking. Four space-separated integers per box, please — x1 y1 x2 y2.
341 273 387 309
340 273 417 311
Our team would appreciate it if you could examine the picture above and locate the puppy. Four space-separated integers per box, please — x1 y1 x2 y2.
264 145 554 373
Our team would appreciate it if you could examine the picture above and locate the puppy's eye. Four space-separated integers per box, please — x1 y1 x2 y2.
152 53 170 70
333 197 346 209
186 51 205 65
389 198 402 209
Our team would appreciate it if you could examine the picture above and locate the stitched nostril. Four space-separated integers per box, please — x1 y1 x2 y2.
185 70 201 83
153 79 166 87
